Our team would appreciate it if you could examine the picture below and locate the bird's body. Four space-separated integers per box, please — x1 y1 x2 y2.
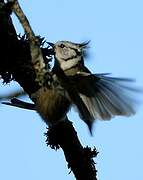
2 40 140 133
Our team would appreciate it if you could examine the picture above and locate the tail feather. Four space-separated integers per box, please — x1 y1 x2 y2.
2 98 36 110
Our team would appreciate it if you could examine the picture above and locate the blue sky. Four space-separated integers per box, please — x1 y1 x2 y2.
0 0 143 179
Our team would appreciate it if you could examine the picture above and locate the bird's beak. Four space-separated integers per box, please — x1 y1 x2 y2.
47 42 55 48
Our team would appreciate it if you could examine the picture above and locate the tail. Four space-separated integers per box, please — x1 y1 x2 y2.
2 98 36 110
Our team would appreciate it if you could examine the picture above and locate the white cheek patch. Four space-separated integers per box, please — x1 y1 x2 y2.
60 57 80 71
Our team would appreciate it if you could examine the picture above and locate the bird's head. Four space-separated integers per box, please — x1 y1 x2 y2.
48 41 90 70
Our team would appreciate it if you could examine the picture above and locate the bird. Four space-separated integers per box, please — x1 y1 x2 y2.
2 40 140 133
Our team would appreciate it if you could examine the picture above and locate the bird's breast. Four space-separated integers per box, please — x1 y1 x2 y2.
33 87 71 126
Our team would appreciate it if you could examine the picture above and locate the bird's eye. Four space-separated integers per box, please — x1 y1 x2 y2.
60 44 65 48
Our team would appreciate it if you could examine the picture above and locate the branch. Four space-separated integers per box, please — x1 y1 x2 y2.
8 0 51 86
45 119 98 180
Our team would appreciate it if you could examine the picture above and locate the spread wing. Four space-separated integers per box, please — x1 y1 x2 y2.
69 73 140 121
